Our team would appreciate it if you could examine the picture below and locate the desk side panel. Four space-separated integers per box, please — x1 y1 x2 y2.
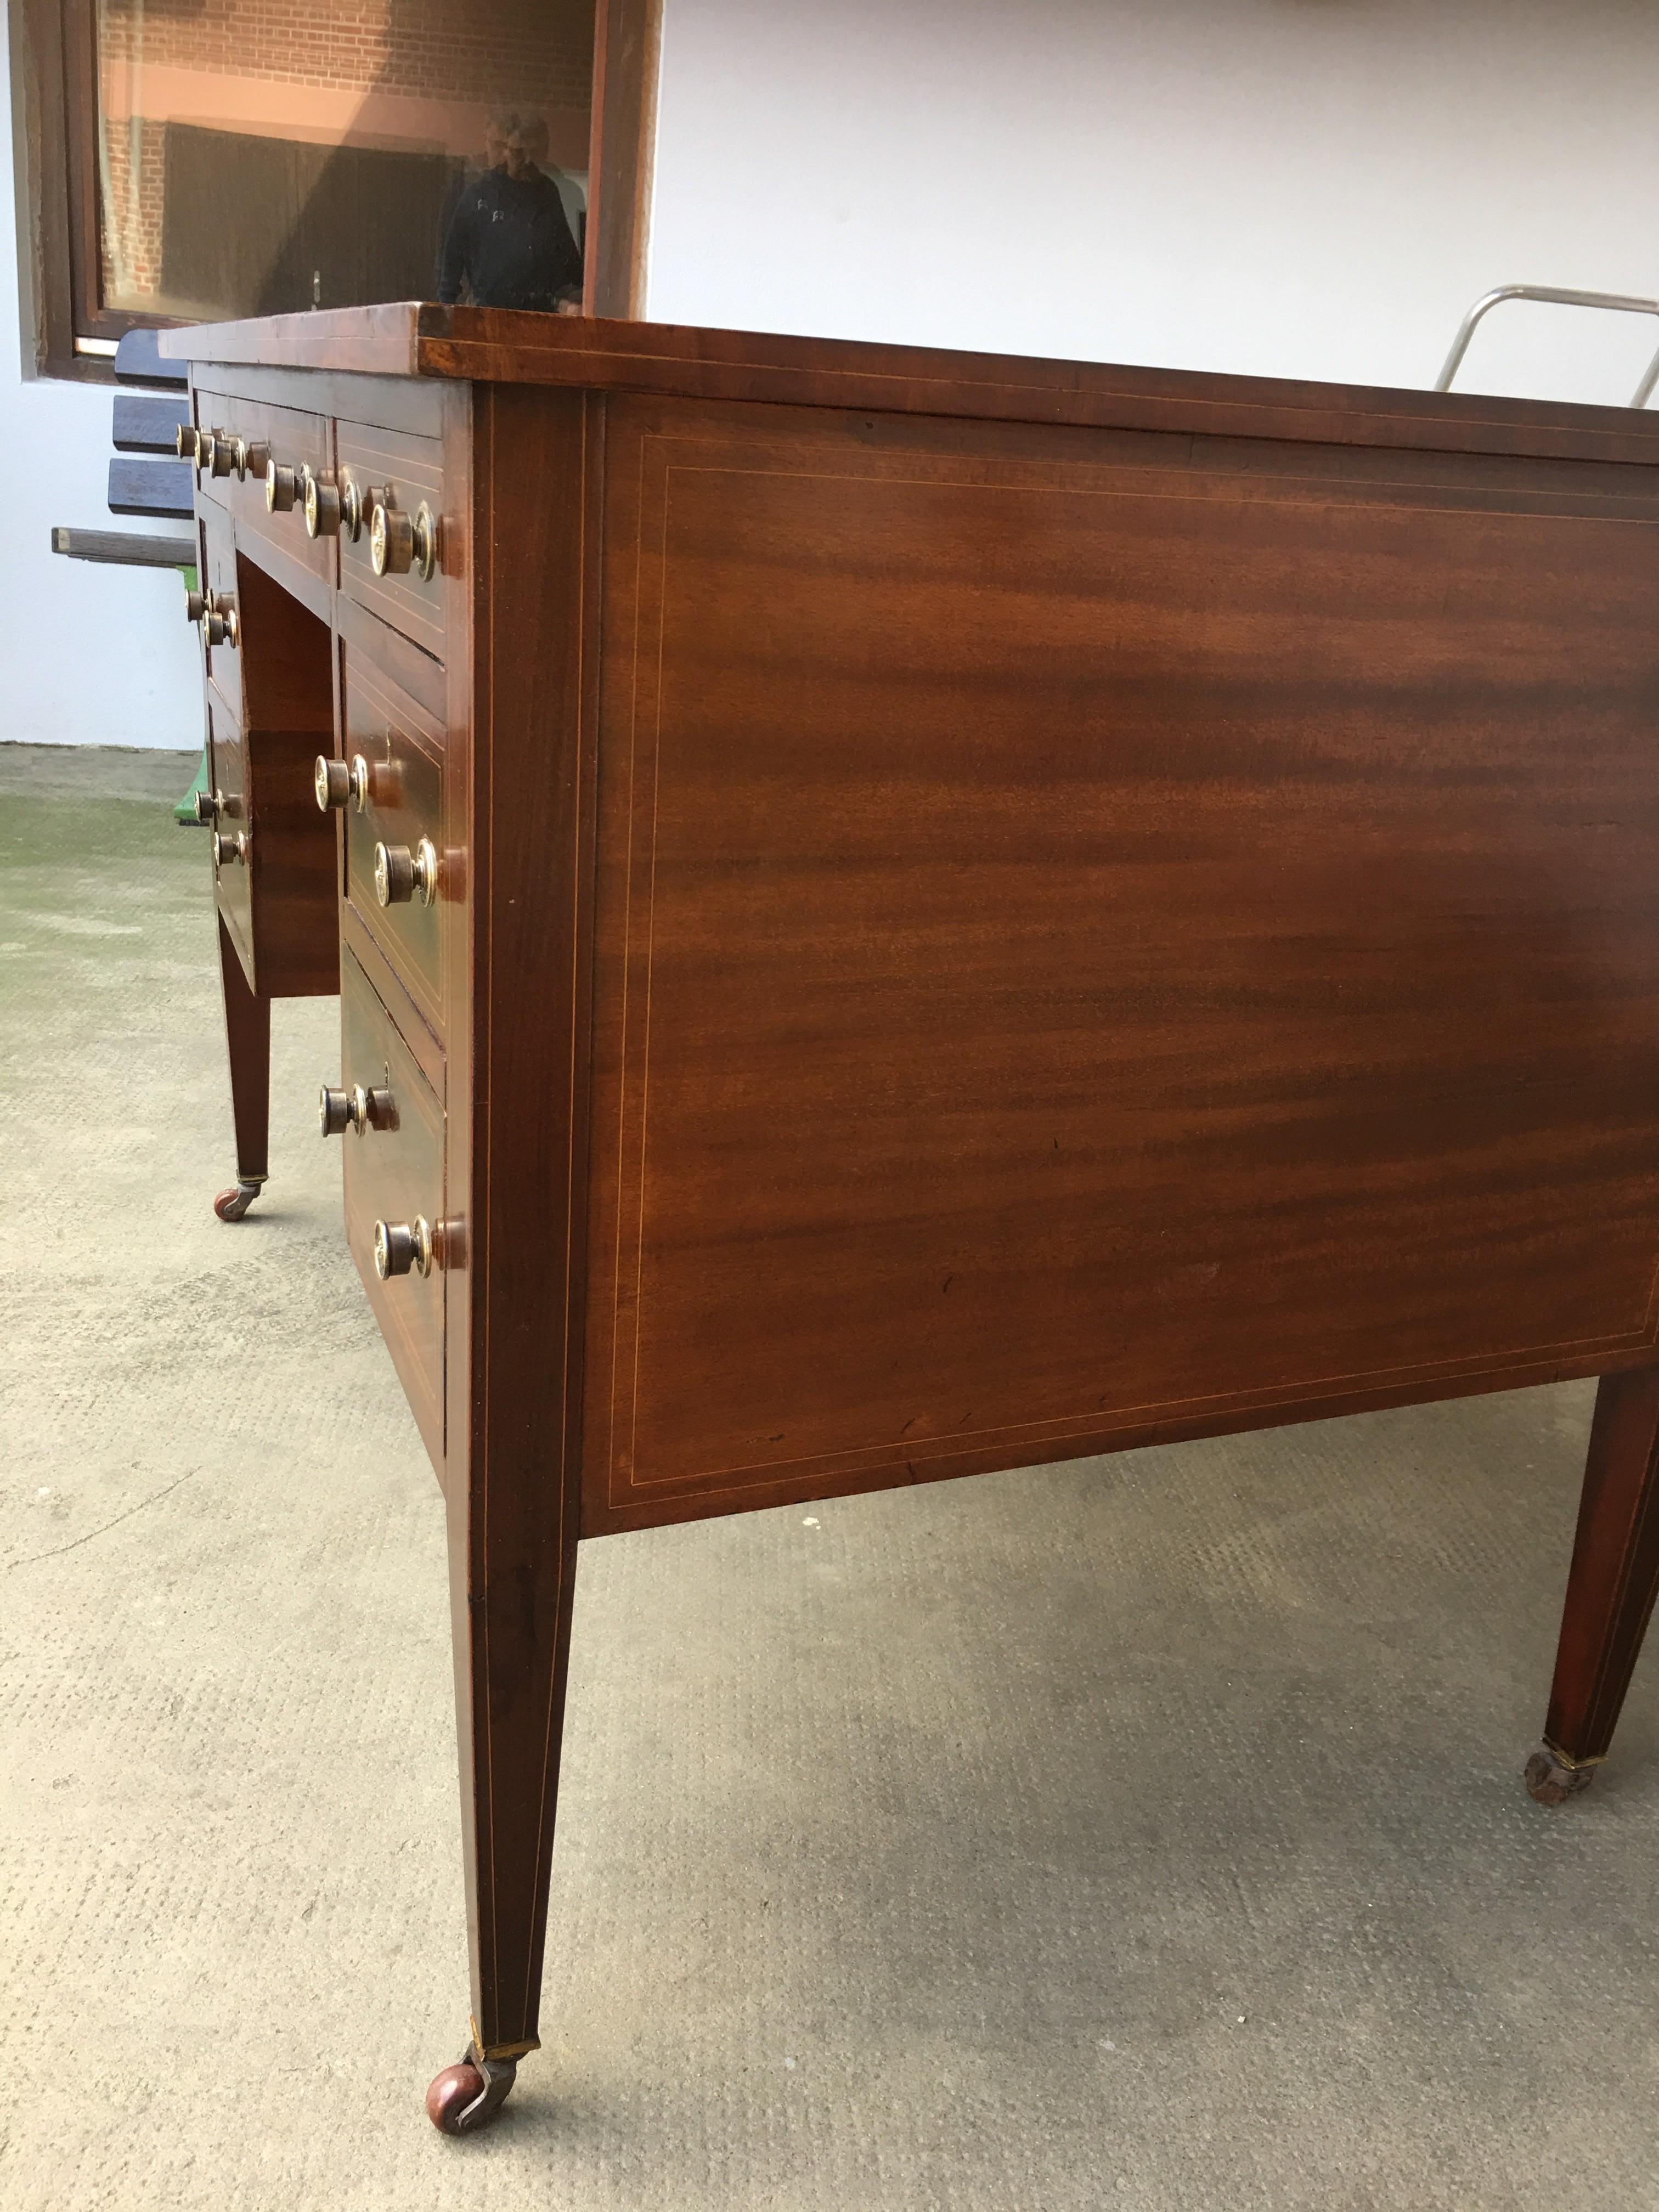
582 394 1659 1533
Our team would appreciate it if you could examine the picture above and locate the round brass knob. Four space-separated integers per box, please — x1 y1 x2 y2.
318 1083 395 1137
266 460 298 514
210 432 235 479
314 753 370 812
371 503 409 575
202 605 228 647
370 500 439 581
374 1216 433 1279
304 470 341 539
176 424 200 460
340 472 382 542
213 829 249 867
412 503 439 580
211 592 239 649
184 586 205 625
374 835 437 908
319 1082 394 1136
192 788 217 825
195 431 216 477
241 439 270 481
352 1082 395 1131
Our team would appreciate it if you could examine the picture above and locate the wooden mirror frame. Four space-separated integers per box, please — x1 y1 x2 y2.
585 0 662 320
8 0 662 379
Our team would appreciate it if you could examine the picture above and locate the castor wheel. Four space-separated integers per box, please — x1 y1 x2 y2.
1525 1745 1595 1805
212 1178 263 1222
426 2042 517 2135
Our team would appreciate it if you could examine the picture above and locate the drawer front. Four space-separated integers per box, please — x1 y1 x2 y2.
198 502 242 710
337 421 449 663
195 392 335 607
340 646 447 1040
340 945 445 1468
206 695 253 979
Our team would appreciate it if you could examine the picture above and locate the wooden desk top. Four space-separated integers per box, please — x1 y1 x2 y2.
162 302 1659 470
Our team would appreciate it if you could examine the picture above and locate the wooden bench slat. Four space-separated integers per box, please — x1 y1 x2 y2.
112 392 190 454
114 326 189 387
108 456 194 520
51 525 196 567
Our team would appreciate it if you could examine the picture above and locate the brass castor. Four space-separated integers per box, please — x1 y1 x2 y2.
426 2042 517 2136
1525 1746 1595 1806
213 1180 263 1222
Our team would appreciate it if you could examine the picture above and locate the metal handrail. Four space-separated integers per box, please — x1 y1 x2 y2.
1435 284 1659 408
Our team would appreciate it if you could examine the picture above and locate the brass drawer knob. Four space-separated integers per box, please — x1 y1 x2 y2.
352 1082 394 1131
195 431 217 477
319 1081 395 1136
304 469 342 538
266 459 298 513
239 439 270 481
314 753 370 812
192 592 236 648
340 472 382 541
374 835 437 907
209 431 235 479
213 829 249 867
192 788 217 825
176 424 200 460
374 1216 433 1279
370 499 439 581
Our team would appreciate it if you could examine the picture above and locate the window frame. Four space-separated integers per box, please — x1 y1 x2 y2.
10 0 658 380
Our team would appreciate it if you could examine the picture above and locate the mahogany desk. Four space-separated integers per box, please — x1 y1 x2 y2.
164 306 1659 2135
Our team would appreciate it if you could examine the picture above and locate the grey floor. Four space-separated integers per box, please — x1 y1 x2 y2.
3 742 1658 2211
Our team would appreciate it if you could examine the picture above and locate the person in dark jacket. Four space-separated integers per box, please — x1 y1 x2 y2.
433 109 516 298
437 114 583 313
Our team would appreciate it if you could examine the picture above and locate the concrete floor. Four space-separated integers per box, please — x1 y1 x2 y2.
3 741 1658 2210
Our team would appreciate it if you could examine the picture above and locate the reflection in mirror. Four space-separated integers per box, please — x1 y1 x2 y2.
92 0 594 322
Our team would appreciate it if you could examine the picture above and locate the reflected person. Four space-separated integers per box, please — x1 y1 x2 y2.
437 114 583 314
434 108 516 297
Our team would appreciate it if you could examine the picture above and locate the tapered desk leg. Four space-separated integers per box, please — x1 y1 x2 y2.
1527 1365 1659 1803
213 915 269 1222
424 380 594 2137
427 1472 580 2136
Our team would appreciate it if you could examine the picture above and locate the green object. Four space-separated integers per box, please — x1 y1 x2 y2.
172 565 207 826
174 747 210 826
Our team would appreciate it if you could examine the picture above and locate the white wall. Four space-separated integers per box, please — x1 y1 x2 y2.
648 0 1659 409
3 3 202 748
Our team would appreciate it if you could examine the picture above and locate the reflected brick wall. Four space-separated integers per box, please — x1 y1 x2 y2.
97 0 593 105
97 0 594 306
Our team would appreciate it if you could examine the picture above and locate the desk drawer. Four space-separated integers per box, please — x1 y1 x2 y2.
194 392 335 608
337 421 449 664
206 693 253 979
338 645 448 1041
197 502 241 710
340 945 445 1468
